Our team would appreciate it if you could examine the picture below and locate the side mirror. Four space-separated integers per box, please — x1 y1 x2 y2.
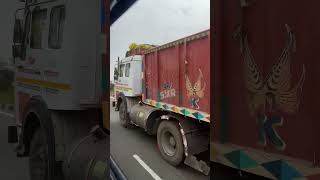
12 44 22 58
13 19 23 44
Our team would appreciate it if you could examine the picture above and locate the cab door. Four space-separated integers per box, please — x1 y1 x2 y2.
15 5 48 96
14 6 48 106
117 62 130 96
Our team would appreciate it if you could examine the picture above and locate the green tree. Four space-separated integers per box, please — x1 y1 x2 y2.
0 69 13 91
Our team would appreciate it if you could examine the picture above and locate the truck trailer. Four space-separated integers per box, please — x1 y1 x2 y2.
211 0 320 179
8 0 110 179
113 30 211 175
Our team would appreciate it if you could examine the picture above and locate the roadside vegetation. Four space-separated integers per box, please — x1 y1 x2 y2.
0 68 14 104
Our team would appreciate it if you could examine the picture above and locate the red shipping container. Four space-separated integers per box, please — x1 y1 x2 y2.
142 30 210 122
212 0 320 179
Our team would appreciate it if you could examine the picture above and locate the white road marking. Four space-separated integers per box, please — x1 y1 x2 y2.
133 154 162 180
0 111 14 118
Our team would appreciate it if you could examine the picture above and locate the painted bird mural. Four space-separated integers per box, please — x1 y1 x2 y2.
185 69 206 109
234 24 306 150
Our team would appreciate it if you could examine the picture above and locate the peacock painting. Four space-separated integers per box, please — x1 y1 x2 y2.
235 24 306 150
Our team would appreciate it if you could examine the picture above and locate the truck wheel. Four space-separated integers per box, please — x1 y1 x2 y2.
157 120 184 166
119 101 133 128
29 128 49 180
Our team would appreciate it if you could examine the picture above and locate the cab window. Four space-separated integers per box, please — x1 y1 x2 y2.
119 64 125 77
125 63 130 77
30 8 47 49
49 6 65 49
24 12 32 46
114 67 119 81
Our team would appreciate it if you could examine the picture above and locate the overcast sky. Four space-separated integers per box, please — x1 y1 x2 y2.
0 1 210 77
110 0 210 81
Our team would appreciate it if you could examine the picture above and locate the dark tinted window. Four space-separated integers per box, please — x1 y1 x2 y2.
119 64 125 77
30 8 47 49
125 63 130 77
49 6 65 49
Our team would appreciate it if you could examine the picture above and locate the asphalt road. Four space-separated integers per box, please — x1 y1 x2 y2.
0 111 29 180
110 106 209 180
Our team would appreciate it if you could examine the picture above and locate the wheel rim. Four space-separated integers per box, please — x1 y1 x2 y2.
161 130 177 157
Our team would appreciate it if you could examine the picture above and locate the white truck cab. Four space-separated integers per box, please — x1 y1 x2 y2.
13 0 106 113
9 0 109 179
115 55 142 97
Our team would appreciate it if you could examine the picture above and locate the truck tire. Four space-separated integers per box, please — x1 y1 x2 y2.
119 101 133 128
157 120 184 166
29 128 49 180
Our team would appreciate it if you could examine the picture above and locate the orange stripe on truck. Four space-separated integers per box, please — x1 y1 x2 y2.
16 77 71 91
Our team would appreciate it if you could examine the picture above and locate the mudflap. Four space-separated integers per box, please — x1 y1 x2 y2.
8 125 26 157
181 125 210 175
161 114 210 175
184 154 210 175
8 125 18 143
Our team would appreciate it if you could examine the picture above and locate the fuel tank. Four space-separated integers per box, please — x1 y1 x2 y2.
129 103 159 130
63 128 109 180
